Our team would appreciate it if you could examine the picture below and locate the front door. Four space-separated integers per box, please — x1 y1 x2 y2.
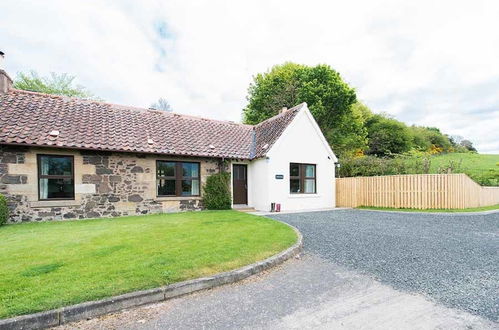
232 164 248 204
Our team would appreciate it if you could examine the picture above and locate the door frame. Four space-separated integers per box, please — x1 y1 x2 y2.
232 163 248 205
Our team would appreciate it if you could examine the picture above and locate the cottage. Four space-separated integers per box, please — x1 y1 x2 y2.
0 66 337 222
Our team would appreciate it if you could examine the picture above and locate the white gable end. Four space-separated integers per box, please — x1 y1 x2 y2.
267 104 337 162
251 104 336 211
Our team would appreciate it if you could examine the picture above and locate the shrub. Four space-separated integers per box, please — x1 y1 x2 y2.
338 155 426 177
202 172 232 210
0 194 8 226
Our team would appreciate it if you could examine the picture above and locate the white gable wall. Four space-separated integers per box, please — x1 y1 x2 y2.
247 106 336 211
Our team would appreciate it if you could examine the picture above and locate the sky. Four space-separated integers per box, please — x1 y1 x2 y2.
1 0 498 153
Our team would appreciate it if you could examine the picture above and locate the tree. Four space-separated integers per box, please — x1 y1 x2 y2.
460 139 477 152
365 114 413 156
13 71 98 99
150 98 172 111
409 126 452 152
330 101 369 157
242 62 359 157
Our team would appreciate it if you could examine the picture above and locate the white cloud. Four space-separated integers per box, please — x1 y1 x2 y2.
1 0 498 152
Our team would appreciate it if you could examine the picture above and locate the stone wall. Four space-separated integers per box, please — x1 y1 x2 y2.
0 145 226 222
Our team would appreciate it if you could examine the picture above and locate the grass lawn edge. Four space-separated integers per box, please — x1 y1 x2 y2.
0 215 302 329
356 204 499 214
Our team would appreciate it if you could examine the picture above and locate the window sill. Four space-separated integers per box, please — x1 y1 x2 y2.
288 194 321 199
30 200 81 208
155 196 202 201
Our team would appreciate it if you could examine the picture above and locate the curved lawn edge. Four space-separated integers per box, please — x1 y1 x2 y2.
0 220 303 330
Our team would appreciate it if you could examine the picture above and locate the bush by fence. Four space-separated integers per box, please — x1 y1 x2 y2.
336 173 499 209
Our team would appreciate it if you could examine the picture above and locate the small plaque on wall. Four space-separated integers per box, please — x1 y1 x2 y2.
275 174 284 180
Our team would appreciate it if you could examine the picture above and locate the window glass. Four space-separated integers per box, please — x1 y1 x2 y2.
40 156 72 176
157 179 176 196
305 165 315 177
38 155 74 200
182 162 199 177
157 161 175 177
290 163 316 194
290 179 301 193
290 163 300 177
39 178 74 199
182 179 200 196
304 179 316 193
157 161 200 196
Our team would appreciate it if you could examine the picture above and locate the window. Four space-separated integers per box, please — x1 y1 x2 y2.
290 163 316 194
157 161 200 197
37 155 75 200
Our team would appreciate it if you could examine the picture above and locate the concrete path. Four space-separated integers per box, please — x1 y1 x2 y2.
59 255 495 329
58 210 498 329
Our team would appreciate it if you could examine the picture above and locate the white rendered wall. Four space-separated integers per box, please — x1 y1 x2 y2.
261 108 336 211
246 158 269 211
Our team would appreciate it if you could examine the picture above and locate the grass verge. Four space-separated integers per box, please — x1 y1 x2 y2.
357 205 499 213
0 210 297 319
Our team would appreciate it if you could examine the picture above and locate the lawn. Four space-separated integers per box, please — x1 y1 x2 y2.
428 153 499 186
357 204 499 213
0 210 297 319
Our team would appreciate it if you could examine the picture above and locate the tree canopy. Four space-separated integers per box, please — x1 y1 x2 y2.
242 62 478 158
365 114 413 156
150 97 172 111
13 71 98 100
243 62 362 156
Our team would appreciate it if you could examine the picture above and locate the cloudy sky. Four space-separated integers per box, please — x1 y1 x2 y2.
1 0 498 153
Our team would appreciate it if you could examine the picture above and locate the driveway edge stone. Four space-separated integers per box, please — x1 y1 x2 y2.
0 222 303 330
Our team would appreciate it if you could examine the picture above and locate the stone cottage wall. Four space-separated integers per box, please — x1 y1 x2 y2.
0 145 226 223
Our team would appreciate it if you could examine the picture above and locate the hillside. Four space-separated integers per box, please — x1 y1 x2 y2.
428 153 499 186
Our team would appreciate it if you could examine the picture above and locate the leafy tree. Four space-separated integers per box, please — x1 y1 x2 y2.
410 126 433 151
460 139 477 152
242 62 358 156
365 114 412 156
150 97 172 111
13 71 99 100
331 101 369 157
409 126 452 153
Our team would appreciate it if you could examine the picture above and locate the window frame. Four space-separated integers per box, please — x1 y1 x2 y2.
156 160 201 197
290 163 317 194
37 154 75 201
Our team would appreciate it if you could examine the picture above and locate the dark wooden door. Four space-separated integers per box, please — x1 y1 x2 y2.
233 164 248 204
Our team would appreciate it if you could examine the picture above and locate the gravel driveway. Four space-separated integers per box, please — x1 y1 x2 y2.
58 209 498 329
271 209 499 322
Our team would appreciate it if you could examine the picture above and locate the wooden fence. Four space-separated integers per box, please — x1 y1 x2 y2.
336 173 499 209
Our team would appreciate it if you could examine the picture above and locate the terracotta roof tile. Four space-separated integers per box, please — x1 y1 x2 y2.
0 89 303 159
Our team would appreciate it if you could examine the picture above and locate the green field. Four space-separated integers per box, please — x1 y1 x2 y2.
427 153 499 186
0 211 297 319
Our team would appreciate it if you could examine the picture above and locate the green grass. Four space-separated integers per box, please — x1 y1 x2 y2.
0 210 297 319
357 204 499 213
428 153 499 186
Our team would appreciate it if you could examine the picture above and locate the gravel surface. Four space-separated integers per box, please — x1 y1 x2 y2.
58 255 495 330
270 209 499 322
